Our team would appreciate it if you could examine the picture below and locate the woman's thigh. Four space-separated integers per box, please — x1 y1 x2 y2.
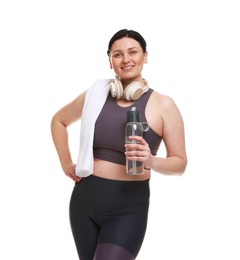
69 185 99 260
97 203 149 258
94 243 135 260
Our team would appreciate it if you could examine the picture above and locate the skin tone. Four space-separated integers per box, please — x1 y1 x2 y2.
51 36 187 182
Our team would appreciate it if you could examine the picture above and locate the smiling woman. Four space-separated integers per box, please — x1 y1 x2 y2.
51 28 187 259
107 29 148 91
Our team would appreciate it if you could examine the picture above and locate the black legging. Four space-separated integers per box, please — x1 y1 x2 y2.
69 175 150 260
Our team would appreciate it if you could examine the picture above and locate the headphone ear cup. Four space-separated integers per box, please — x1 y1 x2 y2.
110 79 124 99
124 82 144 101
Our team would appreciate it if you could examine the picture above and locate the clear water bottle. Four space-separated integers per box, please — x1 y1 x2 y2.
125 107 149 175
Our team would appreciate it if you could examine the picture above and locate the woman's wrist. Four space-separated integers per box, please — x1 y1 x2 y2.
144 155 155 171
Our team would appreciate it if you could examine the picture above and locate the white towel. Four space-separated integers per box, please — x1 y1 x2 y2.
75 79 112 177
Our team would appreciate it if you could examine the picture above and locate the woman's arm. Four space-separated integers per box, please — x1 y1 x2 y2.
51 91 87 181
125 93 187 176
150 95 187 175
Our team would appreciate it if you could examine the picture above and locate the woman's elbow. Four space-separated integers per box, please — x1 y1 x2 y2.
178 157 188 176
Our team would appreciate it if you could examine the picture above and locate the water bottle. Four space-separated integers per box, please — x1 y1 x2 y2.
125 107 149 175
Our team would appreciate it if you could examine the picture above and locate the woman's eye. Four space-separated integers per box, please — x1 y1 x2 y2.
130 51 137 55
113 53 122 58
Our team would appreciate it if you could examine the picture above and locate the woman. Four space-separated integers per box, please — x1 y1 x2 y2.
51 29 187 260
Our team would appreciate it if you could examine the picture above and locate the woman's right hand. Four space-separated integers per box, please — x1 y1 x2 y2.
63 164 82 182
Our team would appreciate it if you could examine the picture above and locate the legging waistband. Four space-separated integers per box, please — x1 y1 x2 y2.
74 175 150 205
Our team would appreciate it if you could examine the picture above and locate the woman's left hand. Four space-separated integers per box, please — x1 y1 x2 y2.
125 136 153 169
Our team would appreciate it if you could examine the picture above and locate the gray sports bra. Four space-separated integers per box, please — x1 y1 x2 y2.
93 88 162 165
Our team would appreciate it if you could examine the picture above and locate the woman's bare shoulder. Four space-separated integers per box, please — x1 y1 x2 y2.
150 90 176 110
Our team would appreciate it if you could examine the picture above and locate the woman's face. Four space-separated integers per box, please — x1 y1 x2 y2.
109 37 148 83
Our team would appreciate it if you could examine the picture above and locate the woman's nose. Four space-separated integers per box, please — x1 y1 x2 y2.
122 54 130 63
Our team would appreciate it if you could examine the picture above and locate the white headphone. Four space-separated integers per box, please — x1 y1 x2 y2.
110 79 149 101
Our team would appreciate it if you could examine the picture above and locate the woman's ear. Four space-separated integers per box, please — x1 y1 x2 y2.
109 59 113 69
144 51 148 64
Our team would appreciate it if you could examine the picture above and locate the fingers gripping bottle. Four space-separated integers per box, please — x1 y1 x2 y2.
125 107 149 175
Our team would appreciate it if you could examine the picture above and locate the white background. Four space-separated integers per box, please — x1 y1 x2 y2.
1 0 240 259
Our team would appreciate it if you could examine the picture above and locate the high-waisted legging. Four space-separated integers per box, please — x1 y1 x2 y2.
69 175 150 260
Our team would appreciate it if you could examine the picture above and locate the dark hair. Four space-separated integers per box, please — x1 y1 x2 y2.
107 29 147 56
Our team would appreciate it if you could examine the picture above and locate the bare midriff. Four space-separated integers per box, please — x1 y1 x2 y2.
93 159 150 181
